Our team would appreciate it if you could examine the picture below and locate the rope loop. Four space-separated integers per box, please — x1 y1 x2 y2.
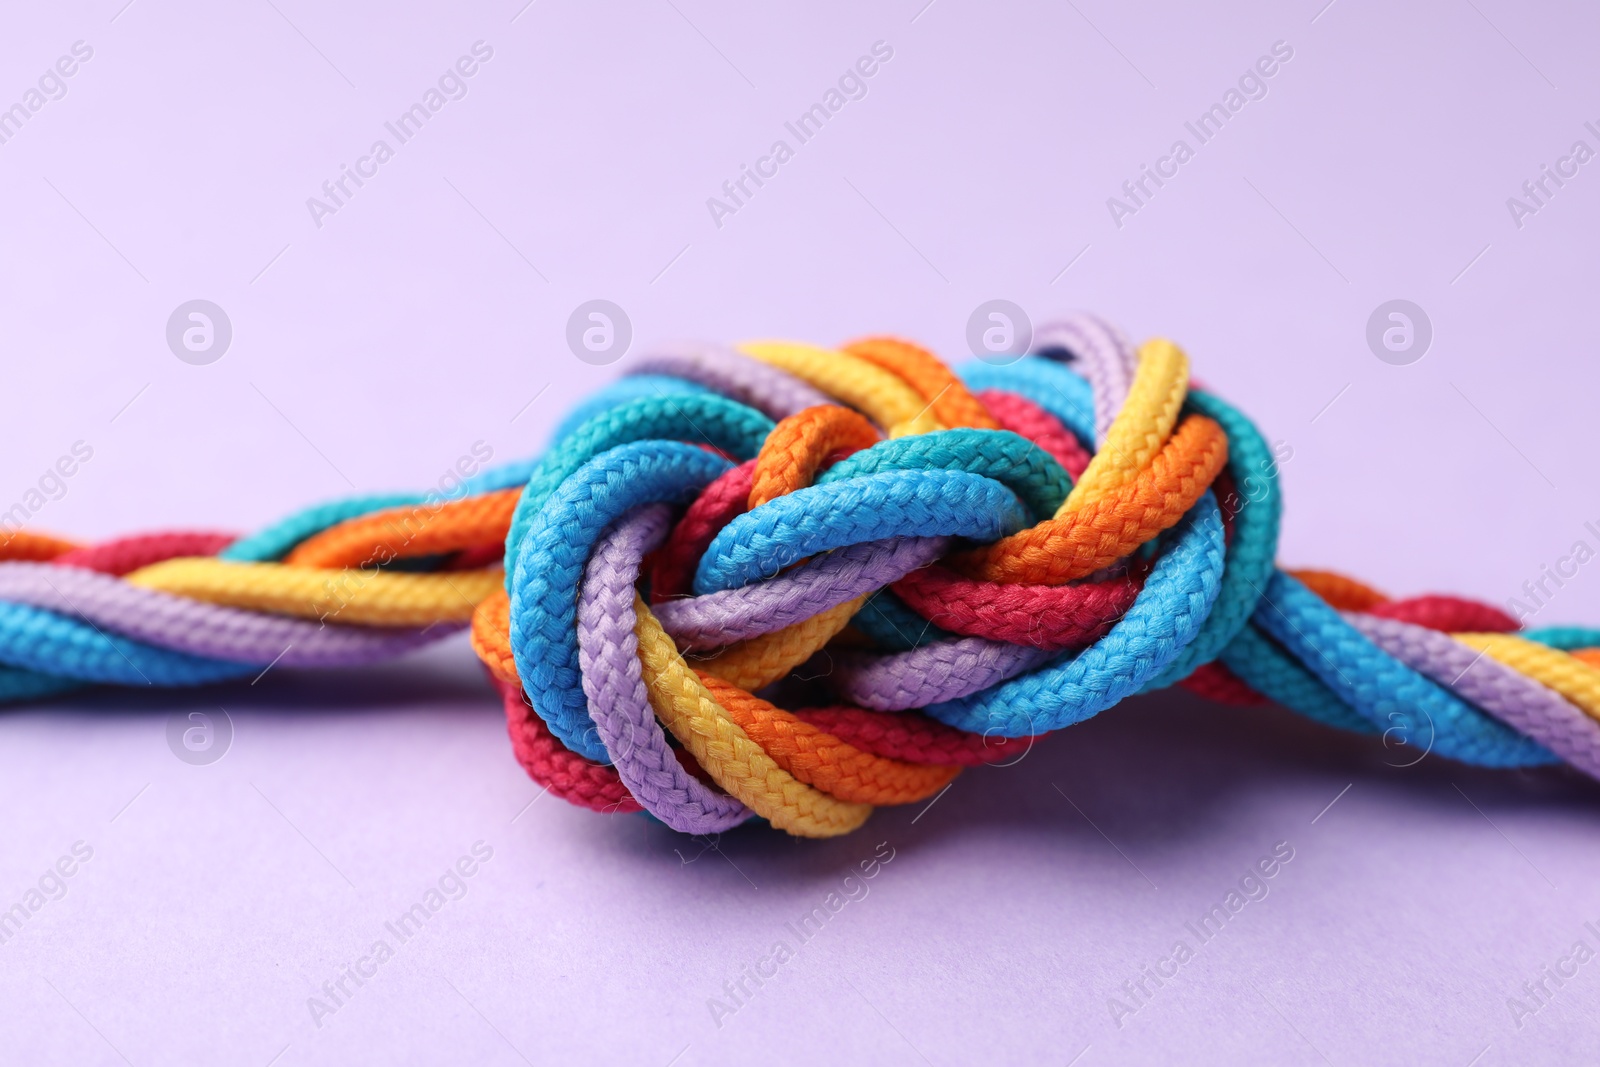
4 313 1597 836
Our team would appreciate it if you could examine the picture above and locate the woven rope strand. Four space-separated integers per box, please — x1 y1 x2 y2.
4 318 1597 840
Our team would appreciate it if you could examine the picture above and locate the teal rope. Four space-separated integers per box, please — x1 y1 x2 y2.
503 394 776 583
1140 387 1282 690
817 428 1073 521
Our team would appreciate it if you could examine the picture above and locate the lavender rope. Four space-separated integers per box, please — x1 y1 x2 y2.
821 638 1056 711
653 536 949 651
1032 313 1138 442
1345 612 1600 778
0 562 453 666
577 504 751 834
629 343 832 422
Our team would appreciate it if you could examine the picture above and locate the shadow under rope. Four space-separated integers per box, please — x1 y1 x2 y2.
588 685 1600 876
7 632 495 720
11 642 1599 866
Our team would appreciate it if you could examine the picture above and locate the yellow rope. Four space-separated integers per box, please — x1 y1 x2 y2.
1451 632 1600 722
632 595 872 837
695 596 866 691
125 557 500 626
738 340 944 437
1058 338 1189 516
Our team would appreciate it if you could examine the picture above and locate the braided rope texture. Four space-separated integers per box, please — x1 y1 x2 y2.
4 314 1599 838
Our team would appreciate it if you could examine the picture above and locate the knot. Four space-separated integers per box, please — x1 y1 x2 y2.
472 313 1593 837
3 311 1597 840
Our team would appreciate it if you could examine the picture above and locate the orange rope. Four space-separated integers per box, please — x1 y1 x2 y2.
747 405 880 509
0 530 79 562
286 489 520 568
472 587 519 685
1288 570 1388 611
844 336 1000 430
950 413 1228 585
697 672 960 804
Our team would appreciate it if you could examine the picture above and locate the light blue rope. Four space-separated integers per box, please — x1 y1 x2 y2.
924 492 1226 736
0 603 255 686
693 469 1032 595
502 394 776 584
509 441 735 762
957 357 1097 446
1247 571 1556 766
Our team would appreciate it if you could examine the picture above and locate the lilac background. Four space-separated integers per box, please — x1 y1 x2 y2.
3 0 1600 1063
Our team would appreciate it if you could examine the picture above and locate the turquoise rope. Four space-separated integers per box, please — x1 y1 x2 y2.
854 589 957 651
220 493 422 562
817 428 1072 522
1220 623 1380 734
216 379 715 564
543 375 713 451
1524 627 1600 651
1140 387 1282 690
0 666 82 703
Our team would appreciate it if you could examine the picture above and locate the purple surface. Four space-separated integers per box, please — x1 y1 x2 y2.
3 1 1600 1064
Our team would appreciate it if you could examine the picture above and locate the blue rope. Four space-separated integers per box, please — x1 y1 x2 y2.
924 491 1226 736
693 469 1032 595
1245 571 1556 766
503 394 776 583
957 357 1097 445
0 602 255 686
509 441 734 762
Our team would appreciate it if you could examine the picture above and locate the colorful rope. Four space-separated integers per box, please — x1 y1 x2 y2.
5 313 1598 838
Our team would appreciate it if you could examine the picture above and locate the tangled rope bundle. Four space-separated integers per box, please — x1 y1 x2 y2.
6 313 1600 837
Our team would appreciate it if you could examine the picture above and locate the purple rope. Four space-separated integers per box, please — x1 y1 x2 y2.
1345 612 1600 778
1032 313 1138 443
821 638 1056 711
577 504 751 834
652 536 949 651
0 562 453 666
629 343 832 421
